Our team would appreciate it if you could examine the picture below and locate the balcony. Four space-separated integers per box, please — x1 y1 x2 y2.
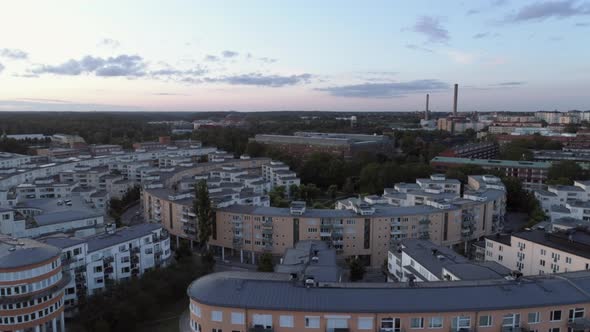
501 327 528 332
419 218 431 225
131 247 140 254
262 228 273 235
568 318 590 330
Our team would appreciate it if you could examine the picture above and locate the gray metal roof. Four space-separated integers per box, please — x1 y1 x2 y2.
275 241 341 283
34 210 102 226
188 270 590 313
85 223 162 252
38 235 86 249
0 236 61 269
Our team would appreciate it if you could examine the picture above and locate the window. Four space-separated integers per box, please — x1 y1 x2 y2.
411 317 424 329
569 308 585 322
451 316 471 331
528 312 540 324
231 312 244 325
280 315 294 328
502 314 520 328
479 315 492 327
381 317 401 332
305 316 320 328
550 310 562 322
566 257 572 264
211 311 223 322
429 317 443 329
549 328 560 332
253 314 272 328
358 317 373 330
94 266 103 273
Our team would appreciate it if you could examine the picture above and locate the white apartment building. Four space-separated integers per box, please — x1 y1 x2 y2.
535 181 590 223
484 229 590 276
262 161 301 188
39 223 171 315
0 152 34 168
387 239 510 282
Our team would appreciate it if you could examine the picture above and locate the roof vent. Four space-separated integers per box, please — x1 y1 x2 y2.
8 246 16 251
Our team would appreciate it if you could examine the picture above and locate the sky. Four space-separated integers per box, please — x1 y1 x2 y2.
0 0 589 112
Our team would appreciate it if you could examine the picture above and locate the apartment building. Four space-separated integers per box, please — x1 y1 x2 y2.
535 181 589 214
0 235 68 332
387 239 510 282
484 229 590 276
251 132 394 159
0 152 34 169
188 269 590 332
439 142 499 159
39 223 171 315
141 158 297 247
88 144 123 156
431 156 551 190
262 161 301 188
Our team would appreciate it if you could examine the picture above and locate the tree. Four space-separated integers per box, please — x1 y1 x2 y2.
548 161 588 184
257 253 275 272
269 186 287 207
288 184 300 200
327 184 338 200
348 257 366 281
194 180 213 250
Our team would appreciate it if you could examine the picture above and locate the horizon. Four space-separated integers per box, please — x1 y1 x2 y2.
1 0 589 112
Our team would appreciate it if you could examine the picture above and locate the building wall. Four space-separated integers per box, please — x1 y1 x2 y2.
189 299 588 332
485 236 590 275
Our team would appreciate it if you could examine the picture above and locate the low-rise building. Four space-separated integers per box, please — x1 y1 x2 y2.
387 239 510 282
431 156 551 190
485 228 590 275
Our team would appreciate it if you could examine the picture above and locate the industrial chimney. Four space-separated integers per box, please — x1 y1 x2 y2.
425 94 430 120
453 84 458 116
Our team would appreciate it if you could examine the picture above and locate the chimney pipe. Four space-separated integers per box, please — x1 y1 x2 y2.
425 94 430 120
453 84 458 116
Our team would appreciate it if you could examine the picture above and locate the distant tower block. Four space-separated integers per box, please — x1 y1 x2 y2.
453 84 458 116
425 94 430 120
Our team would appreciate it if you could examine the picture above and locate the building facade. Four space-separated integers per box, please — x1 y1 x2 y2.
187 270 590 332
0 236 68 332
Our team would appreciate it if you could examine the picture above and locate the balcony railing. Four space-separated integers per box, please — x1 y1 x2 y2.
249 326 273 332
568 318 590 329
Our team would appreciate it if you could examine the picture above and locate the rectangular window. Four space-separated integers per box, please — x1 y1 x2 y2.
451 316 471 331
231 312 244 325
358 317 373 330
211 311 222 322
528 312 540 324
280 315 294 328
549 328 560 332
253 314 273 328
411 317 424 329
502 314 520 328
429 317 443 329
479 315 492 327
550 310 562 322
569 308 585 322
305 316 320 328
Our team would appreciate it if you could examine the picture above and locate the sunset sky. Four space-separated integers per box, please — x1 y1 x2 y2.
1 0 589 112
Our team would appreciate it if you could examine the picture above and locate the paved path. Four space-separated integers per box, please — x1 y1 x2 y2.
120 202 144 225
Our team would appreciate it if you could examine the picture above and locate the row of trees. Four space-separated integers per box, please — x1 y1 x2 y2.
76 255 214 332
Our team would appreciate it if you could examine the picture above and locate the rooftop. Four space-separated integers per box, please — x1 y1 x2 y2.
188 269 590 313
0 235 61 269
85 223 163 252
431 156 552 169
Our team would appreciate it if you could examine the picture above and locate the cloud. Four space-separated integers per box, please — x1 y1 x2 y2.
149 66 207 78
505 0 590 22
411 16 450 43
445 50 478 64
0 48 28 60
467 9 480 15
259 57 278 63
575 21 590 25
222 50 239 58
98 38 120 48
32 54 147 77
473 32 490 39
17 98 72 103
204 54 220 62
317 79 449 98
151 92 189 96
0 63 4 74
405 43 434 53
206 73 312 87
495 81 526 86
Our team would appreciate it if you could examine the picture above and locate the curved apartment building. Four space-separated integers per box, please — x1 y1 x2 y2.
187 270 590 332
0 236 68 332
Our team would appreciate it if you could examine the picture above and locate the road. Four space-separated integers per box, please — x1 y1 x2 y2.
120 202 144 226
